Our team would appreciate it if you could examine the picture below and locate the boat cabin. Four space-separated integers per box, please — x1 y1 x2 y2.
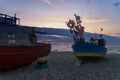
0 13 36 46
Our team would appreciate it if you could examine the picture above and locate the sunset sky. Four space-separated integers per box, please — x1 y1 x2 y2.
0 0 120 36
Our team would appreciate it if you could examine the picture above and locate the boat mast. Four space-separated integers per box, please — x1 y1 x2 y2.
66 14 85 42
65 19 78 42
74 14 85 41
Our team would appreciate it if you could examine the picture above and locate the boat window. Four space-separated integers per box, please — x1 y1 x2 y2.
8 32 16 44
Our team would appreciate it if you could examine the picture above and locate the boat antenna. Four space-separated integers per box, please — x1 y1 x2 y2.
100 28 103 37
101 28 103 32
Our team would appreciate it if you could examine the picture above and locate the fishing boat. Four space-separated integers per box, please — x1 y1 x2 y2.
66 14 107 61
0 13 51 70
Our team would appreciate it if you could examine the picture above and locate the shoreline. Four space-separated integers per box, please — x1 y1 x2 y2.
0 51 120 80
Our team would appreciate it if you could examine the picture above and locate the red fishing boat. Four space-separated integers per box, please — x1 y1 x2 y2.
0 13 51 70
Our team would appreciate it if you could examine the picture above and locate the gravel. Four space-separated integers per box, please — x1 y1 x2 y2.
0 51 120 80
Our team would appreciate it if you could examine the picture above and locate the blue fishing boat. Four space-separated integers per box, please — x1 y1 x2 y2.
66 14 107 61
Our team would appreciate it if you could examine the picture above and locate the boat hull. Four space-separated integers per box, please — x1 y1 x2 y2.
72 41 107 60
0 43 51 70
75 52 105 61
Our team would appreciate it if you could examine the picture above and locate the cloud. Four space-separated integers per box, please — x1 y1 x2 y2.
116 33 120 36
42 0 51 5
41 0 65 5
106 32 120 37
43 17 109 23
82 18 109 23
46 17 68 21
49 17 67 21
114 2 120 7
59 0 64 3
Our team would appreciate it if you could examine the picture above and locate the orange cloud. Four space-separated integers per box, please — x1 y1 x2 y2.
82 18 109 23
48 17 68 21
45 17 109 23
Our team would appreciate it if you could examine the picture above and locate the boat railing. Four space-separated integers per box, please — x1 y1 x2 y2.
0 13 20 25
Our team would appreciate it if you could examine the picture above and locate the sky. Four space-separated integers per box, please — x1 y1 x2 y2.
0 0 120 37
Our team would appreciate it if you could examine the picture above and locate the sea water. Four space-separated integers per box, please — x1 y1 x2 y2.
107 45 120 54
52 44 120 54
51 44 73 52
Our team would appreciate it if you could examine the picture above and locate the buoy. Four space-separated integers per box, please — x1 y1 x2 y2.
36 57 48 69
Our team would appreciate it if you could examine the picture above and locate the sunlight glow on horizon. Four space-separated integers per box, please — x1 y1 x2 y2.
0 0 120 37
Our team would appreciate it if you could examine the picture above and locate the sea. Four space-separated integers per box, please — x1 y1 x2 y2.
106 45 120 54
51 44 120 54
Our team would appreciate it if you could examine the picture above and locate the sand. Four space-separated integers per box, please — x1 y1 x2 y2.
0 51 120 80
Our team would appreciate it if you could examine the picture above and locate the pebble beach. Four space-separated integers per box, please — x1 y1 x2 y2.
0 51 120 80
